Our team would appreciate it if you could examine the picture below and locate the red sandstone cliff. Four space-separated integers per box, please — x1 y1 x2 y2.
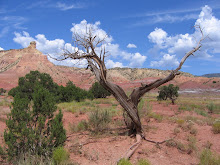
0 42 219 92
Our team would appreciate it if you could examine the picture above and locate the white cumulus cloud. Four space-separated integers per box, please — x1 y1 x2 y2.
13 31 86 67
105 44 146 67
71 19 113 44
13 22 147 68
148 28 196 57
70 20 147 68
0 47 4 50
195 5 220 54
148 28 168 49
13 31 67 54
13 20 148 68
14 31 35 47
150 54 179 67
148 5 220 69
127 43 137 48
106 60 124 68
129 53 147 68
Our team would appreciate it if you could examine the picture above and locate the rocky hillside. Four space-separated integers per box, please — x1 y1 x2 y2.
201 73 220 78
0 42 220 92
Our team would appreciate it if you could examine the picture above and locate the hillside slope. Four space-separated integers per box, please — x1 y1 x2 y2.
201 73 220 78
0 42 219 92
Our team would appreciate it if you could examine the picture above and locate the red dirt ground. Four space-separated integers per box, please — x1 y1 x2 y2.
0 98 219 165
62 101 219 164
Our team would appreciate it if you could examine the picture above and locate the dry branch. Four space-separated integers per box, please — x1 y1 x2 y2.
56 25 204 160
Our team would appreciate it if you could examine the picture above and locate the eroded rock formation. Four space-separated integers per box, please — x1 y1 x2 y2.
0 42 219 92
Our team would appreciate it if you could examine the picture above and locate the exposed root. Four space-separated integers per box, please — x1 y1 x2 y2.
143 135 177 145
118 134 177 163
142 136 176 149
123 134 142 160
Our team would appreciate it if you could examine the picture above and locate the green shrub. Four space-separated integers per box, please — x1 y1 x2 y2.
157 84 179 104
148 112 163 122
58 81 92 102
207 103 215 113
89 109 111 133
0 98 11 107
0 145 6 160
166 139 177 147
176 119 185 127
8 71 92 103
89 82 111 98
176 142 188 152
207 103 220 114
137 159 151 165
195 109 208 117
0 88 6 95
187 136 197 153
4 86 66 161
138 99 145 112
212 120 220 134
178 104 193 112
76 120 89 132
117 158 132 165
52 147 69 165
8 70 59 101
17 153 53 165
199 149 220 165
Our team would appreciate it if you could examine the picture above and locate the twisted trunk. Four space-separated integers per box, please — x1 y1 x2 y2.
56 25 204 160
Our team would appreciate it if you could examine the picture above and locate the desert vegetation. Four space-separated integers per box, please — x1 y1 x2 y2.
89 82 111 99
0 2 220 163
0 25 219 165
0 25 219 164
0 71 112 164
8 71 111 103
47 24 209 161
157 84 179 105
0 88 6 95
1 75 219 164
3 72 67 164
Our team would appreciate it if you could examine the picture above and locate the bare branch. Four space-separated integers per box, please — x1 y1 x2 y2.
57 25 204 140
47 53 70 61
54 24 205 161
129 25 204 104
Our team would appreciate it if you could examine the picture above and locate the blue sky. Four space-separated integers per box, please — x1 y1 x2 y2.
1 0 220 75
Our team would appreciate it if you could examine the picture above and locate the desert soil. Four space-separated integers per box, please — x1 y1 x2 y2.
0 94 219 165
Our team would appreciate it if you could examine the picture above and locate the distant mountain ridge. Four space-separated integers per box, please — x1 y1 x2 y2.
0 42 220 92
201 73 220 78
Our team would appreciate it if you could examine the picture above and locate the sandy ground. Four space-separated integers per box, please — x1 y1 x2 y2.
0 96 219 165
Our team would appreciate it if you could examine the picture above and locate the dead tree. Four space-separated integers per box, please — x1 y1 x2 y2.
55 26 204 159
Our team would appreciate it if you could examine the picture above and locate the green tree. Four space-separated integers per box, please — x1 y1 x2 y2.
4 86 66 161
89 82 111 98
8 70 59 101
157 84 179 104
8 71 93 103
0 88 6 95
58 81 92 102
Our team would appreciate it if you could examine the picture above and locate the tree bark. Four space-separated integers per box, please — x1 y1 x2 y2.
54 25 204 160
56 27 204 136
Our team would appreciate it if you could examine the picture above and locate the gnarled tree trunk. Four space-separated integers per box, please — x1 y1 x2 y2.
53 25 204 160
